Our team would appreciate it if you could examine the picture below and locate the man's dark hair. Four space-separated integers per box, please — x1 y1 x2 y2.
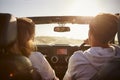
89 13 118 43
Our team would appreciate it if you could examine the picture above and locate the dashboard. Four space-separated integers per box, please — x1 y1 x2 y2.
31 16 92 79
36 44 90 79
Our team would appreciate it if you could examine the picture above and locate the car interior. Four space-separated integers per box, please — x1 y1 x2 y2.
0 12 120 80
27 16 93 79
0 13 120 80
28 14 120 80
1 0 120 80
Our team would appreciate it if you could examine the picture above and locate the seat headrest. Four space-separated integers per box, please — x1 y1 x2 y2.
0 13 17 48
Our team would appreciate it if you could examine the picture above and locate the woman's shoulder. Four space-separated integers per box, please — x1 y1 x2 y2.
30 51 44 58
31 51 42 54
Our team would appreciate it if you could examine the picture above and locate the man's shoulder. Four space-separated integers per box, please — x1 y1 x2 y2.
72 50 84 57
70 50 87 62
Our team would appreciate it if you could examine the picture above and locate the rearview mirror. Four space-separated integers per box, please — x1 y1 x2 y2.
54 26 70 32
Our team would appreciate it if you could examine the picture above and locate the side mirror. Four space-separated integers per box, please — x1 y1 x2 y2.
54 26 70 32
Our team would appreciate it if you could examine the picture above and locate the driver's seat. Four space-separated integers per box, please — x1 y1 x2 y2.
0 13 33 80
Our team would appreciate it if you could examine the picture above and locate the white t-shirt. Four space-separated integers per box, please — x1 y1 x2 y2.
29 52 59 80
63 46 118 80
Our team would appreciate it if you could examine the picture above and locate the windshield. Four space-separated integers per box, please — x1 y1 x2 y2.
0 0 119 45
35 24 89 46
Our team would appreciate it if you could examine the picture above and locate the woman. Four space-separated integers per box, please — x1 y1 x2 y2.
17 17 59 80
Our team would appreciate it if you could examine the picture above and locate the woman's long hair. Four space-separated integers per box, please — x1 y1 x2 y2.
17 17 35 57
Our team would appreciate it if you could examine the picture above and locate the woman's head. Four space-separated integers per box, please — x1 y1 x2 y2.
17 17 35 57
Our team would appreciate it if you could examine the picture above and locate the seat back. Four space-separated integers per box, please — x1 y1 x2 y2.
0 13 33 80
0 13 17 48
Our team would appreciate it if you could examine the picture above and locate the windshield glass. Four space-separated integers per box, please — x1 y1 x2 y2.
0 0 119 45
35 24 89 46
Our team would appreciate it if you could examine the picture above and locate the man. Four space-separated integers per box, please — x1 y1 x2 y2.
63 13 119 80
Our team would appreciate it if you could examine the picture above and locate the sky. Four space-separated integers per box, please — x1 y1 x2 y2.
0 0 120 17
0 0 119 40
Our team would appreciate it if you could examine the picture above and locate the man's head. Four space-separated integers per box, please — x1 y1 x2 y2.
89 13 118 44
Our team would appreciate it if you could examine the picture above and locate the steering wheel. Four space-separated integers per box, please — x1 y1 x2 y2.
79 43 86 50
